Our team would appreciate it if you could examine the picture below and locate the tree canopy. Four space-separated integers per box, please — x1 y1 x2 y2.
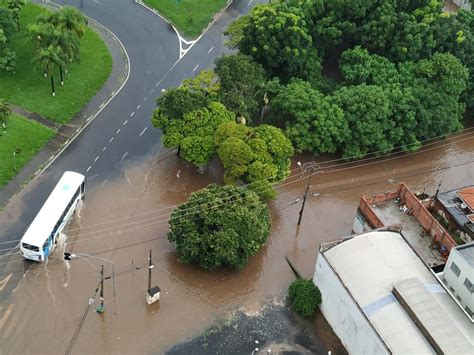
168 184 270 270
215 122 294 199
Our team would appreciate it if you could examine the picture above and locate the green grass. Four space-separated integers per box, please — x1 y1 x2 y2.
143 0 228 38
0 114 55 187
0 3 112 123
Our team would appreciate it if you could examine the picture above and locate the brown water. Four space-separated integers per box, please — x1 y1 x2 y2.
1 128 473 353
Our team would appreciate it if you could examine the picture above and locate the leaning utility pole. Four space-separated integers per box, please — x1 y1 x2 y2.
297 162 320 226
96 265 105 313
146 250 161 305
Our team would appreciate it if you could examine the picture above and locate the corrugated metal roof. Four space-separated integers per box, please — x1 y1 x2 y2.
323 231 474 354
457 187 474 211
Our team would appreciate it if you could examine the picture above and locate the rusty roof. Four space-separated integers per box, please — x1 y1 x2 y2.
457 187 474 211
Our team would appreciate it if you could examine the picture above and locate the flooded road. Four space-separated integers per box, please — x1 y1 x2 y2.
0 126 473 353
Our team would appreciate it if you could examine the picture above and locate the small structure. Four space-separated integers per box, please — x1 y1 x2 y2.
146 250 160 305
440 242 474 317
434 185 474 243
313 230 474 355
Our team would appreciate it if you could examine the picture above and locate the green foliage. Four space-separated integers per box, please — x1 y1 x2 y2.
288 279 321 318
331 84 394 159
153 101 234 166
271 80 348 155
0 3 112 122
215 122 294 199
215 53 266 119
0 28 15 72
0 7 16 40
0 113 55 187
168 184 270 270
224 15 249 49
239 2 321 84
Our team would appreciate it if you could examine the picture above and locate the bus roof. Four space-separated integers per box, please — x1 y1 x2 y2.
21 171 85 246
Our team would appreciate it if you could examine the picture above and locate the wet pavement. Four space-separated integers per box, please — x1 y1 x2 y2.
0 127 473 353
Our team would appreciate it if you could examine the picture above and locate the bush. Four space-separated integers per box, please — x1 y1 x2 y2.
167 184 271 270
288 279 321 317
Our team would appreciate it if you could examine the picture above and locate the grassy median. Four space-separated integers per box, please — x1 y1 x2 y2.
0 114 55 187
143 0 228 38
0 3 112 124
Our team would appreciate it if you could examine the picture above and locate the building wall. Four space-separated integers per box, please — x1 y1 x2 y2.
453 0 472 10
313 253 389 355
443 249 474 316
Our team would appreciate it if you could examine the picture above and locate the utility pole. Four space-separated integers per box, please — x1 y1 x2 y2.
297 161 319 226
146 250 161 305
96 265 105 313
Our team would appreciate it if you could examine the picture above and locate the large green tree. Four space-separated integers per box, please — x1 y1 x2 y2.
7 0 26 32
0 28 15 72
271 80 348 155
239 2 321 84
215 122 294 199
215 53 266 120
0 7 16 41
168 184 270 270
152 101 234 167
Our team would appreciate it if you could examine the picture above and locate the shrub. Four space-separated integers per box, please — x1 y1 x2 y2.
288 279 321 317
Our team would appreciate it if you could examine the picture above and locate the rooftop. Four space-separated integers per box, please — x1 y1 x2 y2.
322 231 473 354
455 242 474 267
457 187 474 211
437 185 474 235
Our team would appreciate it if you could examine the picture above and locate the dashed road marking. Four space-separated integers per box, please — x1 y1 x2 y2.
208 46 214 54
94 156 99 162
136 104 141 110
150 89 154 94
130 112 135 117
3 311 18 338
120 152 128 162
102 146 107 152
247 0 252 6
139 127 148 137
193 64 199 72
86 166 92 172
143 97 147 102
0 274 12 292
123 120 128 126
0 304 14 330
109 137 114 143
116 128 121 134
155 82 159 87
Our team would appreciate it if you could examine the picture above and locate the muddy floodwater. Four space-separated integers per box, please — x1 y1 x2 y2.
1 128 473 353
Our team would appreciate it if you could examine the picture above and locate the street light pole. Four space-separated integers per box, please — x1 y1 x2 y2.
64 252 116 297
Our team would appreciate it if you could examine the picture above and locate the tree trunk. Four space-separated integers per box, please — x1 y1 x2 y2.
59 65 64 86
177 144 181 156
16 17 20 32
51 76 55 97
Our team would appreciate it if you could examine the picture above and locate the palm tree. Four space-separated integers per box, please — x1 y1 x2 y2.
33 45 64 96
7 0 26 32
0 99 11 131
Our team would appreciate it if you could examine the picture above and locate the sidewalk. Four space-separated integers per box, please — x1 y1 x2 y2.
0 1 129 208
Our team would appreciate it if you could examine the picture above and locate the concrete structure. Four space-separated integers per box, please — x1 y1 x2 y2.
354 183 458 266
313 230 474 355
441 242 474 317
453 0 472 10
435 186 474 243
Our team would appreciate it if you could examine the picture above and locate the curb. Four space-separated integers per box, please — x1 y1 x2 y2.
0 1 131 209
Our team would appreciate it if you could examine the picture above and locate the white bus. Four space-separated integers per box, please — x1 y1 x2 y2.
20 171 85 262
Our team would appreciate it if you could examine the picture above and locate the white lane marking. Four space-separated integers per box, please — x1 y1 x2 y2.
109 137 114 143
136 104 141 110
208 46 214 54
86 166 92 172
193 64 199 72
236 14 241 20
116 128 121 134
247 0 252 6
120 152 128 162
155 82 159 87
130 112 135 117
94 156 99 162
150 89 154 94
139 127 148 137
102 146 107 152
0 274 12 292
143 97 147 102
123 120 128 126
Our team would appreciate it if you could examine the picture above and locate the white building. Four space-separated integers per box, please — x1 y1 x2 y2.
313 230 473 355
453 0 471 10
441 242 474 317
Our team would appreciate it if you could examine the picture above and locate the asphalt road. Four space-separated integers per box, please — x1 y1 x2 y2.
0 0 262 251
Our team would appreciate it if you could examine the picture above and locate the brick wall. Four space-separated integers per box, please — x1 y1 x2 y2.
360 183 458 258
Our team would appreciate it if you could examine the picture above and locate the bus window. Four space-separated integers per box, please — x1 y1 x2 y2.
22 243 39 252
